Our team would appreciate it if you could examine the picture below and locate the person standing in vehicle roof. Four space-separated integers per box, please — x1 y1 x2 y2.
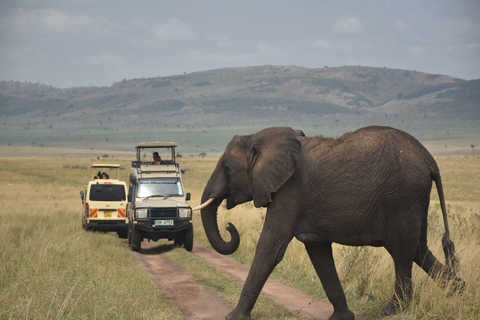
153 152 161 165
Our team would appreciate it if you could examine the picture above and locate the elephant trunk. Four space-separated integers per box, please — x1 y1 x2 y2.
200 195 240 255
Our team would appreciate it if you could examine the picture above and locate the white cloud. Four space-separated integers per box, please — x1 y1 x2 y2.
204 35 251 50
0 8 119 34
191 50 255 63
408 46 427 59
311 39 371 52
395 20 408 33
131 17 149 30
191 42 283 63
154 18 196 41
86 52 128 70
444 19 476 36
206 35 232 48
256 42 283 57
206 35 252 49
0 46 33 58
332 17 365 35
311 39 332 48
448 43 480 51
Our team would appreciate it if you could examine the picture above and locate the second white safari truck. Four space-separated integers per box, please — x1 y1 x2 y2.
80 164 129 238
127 142 193 252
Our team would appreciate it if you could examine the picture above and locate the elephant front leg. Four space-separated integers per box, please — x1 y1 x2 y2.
227 228 293 320
305 243 354 320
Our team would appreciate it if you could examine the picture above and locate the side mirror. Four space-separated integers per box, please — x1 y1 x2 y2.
127 194 132 202
186 193 191 201
80 191 84 199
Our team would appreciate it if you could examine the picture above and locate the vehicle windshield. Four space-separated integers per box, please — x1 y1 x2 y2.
89 184 126 201
136 178 183 198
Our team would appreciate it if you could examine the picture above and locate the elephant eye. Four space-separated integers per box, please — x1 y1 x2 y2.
250 148 258 165
224 162 231 173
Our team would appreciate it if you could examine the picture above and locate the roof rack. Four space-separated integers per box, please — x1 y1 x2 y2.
90 164 121 180
136 142 177 148
91 164 121 168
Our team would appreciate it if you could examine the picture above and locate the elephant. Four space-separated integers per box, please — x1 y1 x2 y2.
194 126 465 320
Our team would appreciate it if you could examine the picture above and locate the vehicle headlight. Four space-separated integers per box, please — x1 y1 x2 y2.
179 208 191 218
136 209 148 219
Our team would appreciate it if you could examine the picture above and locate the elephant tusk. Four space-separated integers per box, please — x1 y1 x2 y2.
192 198 215 211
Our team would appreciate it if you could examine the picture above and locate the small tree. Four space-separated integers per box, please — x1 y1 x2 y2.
199 152 207 158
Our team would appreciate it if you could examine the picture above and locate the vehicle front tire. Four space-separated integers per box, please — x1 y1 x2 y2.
131 228 142 252
127 223 133 245
183 226 193 252
174 237 183 246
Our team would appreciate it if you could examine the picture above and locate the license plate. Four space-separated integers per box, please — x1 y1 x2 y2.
155 220 174 226
104 211 112 218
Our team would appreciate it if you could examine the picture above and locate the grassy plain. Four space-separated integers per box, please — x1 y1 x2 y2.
1 155 479 319
0 158 184 320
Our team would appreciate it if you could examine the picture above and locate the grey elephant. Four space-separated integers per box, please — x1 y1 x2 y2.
194 126 464 320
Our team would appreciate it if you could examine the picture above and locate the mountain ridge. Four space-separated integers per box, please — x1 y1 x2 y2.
1 65 479 155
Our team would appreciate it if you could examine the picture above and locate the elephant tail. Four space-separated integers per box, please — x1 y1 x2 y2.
432 170 460 276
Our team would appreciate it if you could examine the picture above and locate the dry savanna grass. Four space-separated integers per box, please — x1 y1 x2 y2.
0 158 182 320
1 155 479 319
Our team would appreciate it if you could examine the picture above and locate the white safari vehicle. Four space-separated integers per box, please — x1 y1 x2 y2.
80 164 129 238
127 142 193 252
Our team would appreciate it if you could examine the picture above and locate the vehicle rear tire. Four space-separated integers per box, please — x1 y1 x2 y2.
131 228 142 252
117 230 128 239
183 226 194 252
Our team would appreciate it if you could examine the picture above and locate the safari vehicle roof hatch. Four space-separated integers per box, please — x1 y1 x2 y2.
136 142 178 148
91 163 121 180
133 141 178 168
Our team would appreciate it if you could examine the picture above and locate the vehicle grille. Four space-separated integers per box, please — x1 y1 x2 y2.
150 208 177 218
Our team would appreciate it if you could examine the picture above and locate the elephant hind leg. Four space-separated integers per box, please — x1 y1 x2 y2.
305 243 354 320
383 241 416 316
414 210 465 294
382 259 414 316
414 244 466 294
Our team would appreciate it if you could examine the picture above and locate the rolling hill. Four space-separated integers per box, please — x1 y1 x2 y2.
1 65 479 156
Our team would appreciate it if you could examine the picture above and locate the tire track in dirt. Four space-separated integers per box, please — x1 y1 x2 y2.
192 244 369 320
134 241 235 320
135 241 368 320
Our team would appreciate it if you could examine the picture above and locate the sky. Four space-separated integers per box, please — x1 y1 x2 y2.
0 0 479 88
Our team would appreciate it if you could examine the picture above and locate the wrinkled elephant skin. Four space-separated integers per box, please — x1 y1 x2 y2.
200 126 465 320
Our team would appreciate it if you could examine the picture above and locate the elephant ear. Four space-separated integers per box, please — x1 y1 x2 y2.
250 127 301 208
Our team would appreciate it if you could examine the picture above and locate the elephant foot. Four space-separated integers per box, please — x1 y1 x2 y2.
447 277 466 296
381 300 401 316
328 309 355 320
225 307 251 320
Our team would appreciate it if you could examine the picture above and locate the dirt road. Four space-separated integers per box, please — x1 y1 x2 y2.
135 241 367 320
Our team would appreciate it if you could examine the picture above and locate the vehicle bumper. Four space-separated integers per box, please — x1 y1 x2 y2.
133 219 192 241
86 220 128 232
